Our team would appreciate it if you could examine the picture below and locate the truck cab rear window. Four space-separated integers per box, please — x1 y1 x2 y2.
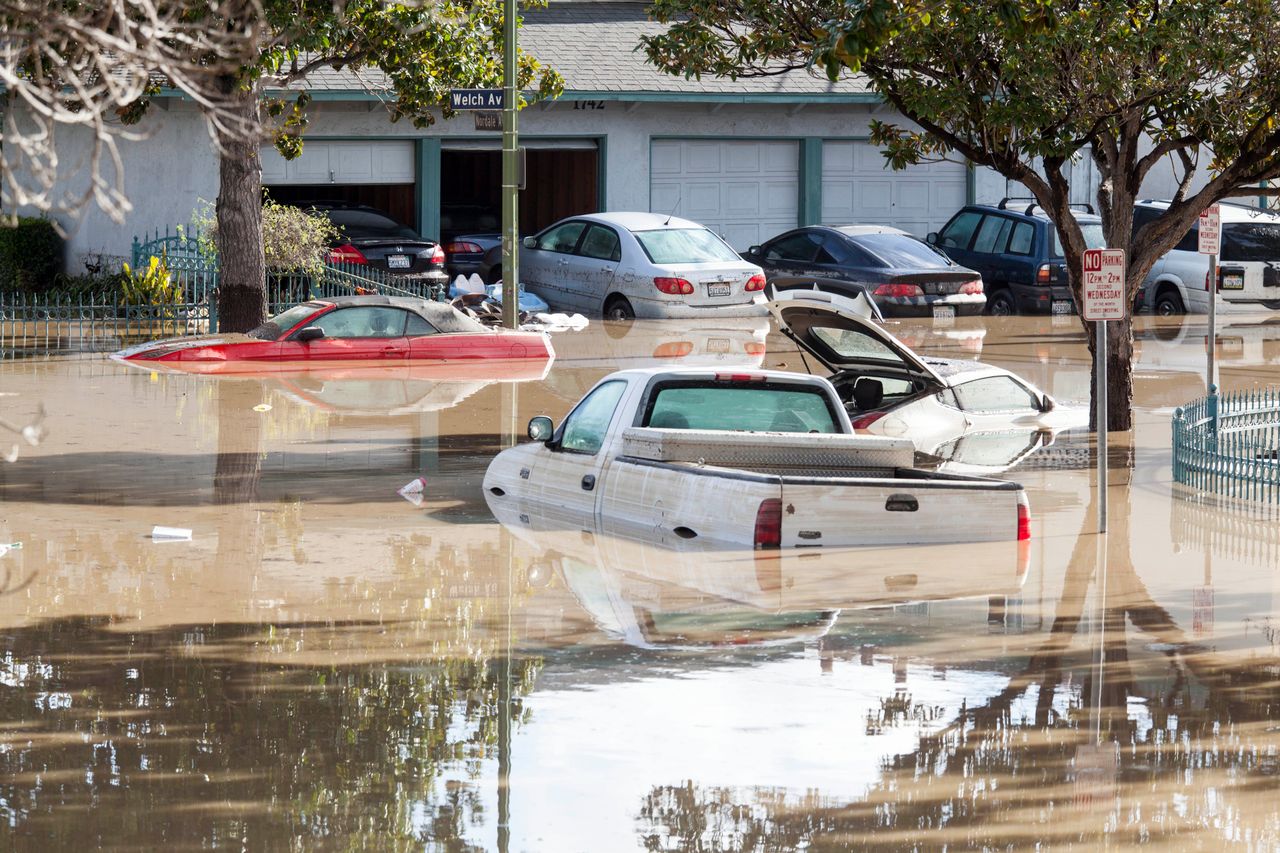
643 383 840 434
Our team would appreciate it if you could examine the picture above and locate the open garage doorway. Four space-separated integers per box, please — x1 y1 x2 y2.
439 140 599 243
261 139 419 231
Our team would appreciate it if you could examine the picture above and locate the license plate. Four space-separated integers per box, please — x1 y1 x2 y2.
1221 272 1245 291
387 254 411 269
932 305 956 321
707 282 731 297
706 337 730 353
1051 300 1073 315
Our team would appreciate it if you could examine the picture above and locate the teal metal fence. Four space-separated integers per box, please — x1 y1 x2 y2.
1172 384 1280 503
0 226 448 356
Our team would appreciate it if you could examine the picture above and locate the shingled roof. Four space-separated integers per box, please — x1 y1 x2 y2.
282 0 874 101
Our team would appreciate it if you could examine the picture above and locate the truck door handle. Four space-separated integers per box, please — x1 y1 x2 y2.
885 494 919 512
581 474 596 491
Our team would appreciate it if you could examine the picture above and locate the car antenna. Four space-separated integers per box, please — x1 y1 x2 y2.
663 194 681 226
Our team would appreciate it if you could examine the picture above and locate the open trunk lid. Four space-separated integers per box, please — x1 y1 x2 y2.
767 290 947 386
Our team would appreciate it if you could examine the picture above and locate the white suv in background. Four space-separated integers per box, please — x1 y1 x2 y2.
1137 200 1280 315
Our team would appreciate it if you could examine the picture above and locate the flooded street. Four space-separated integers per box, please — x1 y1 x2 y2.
2 311 1280 850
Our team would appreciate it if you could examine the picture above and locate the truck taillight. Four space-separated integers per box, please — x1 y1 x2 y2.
714 372 766 382
743 341 765 355
873 283 924 298
430 245 446 264
328 244 367 265
1017 492 1031 541
745 273 767 292
959 279 984 295
654 277 694 295
1037 264 1052 284
850 411 886 430
754 498 782 550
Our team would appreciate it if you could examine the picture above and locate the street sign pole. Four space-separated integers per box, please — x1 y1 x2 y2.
500 0 519 330
1082 247 1126 535
1200 204 1221 391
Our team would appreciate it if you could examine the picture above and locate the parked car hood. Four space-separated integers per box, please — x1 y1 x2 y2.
112 334 254 360
767 290 946 385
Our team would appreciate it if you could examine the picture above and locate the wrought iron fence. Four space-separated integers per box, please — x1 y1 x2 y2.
0 227 447 356
1172 384 1280 504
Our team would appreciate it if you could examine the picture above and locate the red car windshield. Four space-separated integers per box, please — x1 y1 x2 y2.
247 303 324 341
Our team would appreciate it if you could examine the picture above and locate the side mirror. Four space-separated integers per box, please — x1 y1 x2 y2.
527 415 554 442
522 236 537 249
295 326 325 342
746 245 761 257
1041 394 1056 413
925 232 939 245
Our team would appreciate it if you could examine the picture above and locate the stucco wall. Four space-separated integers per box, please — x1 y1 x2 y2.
24 97 915 263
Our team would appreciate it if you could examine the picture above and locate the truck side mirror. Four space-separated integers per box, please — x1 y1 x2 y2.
925 232 939 245
528 416 554 442
295 326 325 342
522 236 537 249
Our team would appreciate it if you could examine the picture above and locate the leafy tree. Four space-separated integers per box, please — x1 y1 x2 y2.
127 0 561 331
643 0 1280 429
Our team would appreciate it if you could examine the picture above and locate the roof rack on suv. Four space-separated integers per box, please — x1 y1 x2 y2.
996 197 1096 216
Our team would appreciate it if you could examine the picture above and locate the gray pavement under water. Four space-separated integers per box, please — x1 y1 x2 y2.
0 311 1278 849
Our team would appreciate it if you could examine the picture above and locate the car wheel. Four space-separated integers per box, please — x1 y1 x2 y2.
1155 291 1185 316
986 290 1017 316
485 265 504 285
1263 300 1280 310
603 295 635 322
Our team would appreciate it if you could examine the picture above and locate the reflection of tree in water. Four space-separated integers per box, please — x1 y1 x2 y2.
0 618 539 849
636 495 1280 850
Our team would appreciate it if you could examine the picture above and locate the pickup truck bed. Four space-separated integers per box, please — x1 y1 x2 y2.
621 427 915 477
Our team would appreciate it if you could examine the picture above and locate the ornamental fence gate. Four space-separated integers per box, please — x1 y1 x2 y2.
1172 384 1280 504
0 225 445 357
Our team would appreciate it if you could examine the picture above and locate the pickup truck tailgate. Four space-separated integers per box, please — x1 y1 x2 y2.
780 474 1022 547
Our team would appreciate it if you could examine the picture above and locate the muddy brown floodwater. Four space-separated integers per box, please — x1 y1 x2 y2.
1 311 1279 850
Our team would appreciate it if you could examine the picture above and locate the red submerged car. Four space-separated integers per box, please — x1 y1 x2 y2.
114 295 554 372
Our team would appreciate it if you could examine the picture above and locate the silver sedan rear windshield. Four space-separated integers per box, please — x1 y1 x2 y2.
633 228 741 265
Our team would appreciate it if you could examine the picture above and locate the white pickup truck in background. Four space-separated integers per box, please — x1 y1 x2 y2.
483 367 1031 551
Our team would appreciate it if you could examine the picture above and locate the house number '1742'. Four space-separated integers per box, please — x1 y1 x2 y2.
573 100 605 110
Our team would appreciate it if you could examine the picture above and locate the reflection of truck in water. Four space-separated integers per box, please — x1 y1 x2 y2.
484 367 1032 550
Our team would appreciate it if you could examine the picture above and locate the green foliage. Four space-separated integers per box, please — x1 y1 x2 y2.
119 256 179 305
193 195 339 275
0 217 63 293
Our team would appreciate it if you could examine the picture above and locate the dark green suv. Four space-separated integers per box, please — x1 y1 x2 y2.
927 199 1106 315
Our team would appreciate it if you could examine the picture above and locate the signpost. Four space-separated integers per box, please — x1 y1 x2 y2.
1199 204 1221 389
1082 247 1126 534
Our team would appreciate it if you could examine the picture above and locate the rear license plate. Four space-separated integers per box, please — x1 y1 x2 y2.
1051 300 1073 315
387 254 411 269
707 282 732 297
932 305 956 321
706 337 730 353
1221 272 1245 290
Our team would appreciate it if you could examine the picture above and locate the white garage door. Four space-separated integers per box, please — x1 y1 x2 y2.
650 139 799 251
261 140 415 185
821 141 967 237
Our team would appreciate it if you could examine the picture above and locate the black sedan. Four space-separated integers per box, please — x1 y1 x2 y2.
741 225 986 318
303 203 449 287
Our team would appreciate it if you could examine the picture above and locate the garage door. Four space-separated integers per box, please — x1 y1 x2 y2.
821 141 967 237
261 140 415 185
650 140 799 251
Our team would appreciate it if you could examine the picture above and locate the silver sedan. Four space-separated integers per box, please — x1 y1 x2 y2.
520 211 768 320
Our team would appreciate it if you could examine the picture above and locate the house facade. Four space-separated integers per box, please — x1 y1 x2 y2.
28 1 1113 268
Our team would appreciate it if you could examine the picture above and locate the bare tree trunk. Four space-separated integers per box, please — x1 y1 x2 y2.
215 77 266 333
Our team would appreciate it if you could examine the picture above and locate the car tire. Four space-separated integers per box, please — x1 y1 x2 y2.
1263 300 1280 310
603 295 635 322
986 290 1017 316
485 266 503 285
1155 290 1185 316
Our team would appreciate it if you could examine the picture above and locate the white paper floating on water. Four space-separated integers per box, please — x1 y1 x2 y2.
151 525 192 542
398 477 427 507
253 403 272 412
0 542 22 557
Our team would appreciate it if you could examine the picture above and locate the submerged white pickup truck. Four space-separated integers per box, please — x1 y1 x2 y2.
484 367 1031 551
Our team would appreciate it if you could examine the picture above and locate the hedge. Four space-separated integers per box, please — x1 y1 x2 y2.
0 217 63 292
